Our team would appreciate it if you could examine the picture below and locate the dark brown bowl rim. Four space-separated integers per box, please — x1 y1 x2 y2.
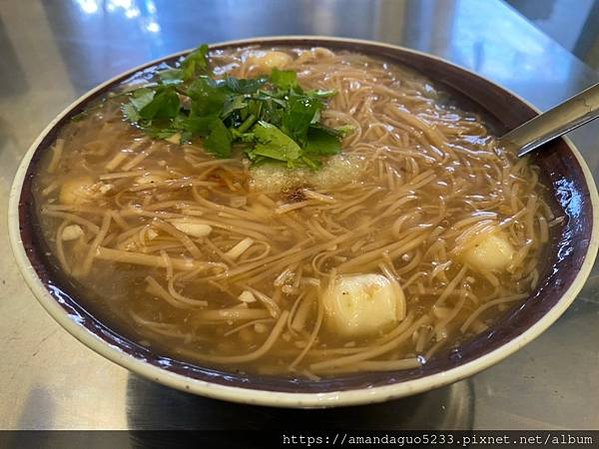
9 36 599 407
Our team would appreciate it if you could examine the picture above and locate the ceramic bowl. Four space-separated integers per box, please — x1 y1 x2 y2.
9 36 599 408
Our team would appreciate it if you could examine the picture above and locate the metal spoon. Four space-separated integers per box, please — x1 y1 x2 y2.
498 82 599 157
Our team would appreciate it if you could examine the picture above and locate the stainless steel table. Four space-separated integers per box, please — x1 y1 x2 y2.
1 0 598 431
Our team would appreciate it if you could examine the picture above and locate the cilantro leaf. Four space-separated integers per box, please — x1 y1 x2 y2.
122 86 178 123
138 86 180 120
120 43 344 169
270 68 299 90
130 88 156 110
159 69 185 85
250 121 302 166
281 94 323 145
176 114 217 137
311 122 355 139
187 77 227 116
221 95 247 119
204 118 232 158
122 102 140 122
181 44 210 81
305 126 342 156
230 129 256 143
223 76 268 94
142 125 179 139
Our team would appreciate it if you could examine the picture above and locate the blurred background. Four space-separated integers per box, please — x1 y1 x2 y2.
506 0 599 70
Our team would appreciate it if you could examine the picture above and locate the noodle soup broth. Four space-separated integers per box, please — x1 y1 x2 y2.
31 46 557 378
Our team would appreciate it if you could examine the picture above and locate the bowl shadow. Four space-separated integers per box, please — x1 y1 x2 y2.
125 374 475 431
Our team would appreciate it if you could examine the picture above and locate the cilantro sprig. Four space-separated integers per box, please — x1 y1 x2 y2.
121 44 350 168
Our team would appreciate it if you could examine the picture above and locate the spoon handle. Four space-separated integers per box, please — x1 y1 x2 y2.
498 83 599 157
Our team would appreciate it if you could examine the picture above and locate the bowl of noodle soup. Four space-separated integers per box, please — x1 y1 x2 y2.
9 37 599 407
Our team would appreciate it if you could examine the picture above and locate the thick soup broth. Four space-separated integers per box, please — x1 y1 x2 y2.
32 47 557 377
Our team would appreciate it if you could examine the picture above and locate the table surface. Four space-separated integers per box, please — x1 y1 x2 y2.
1 0 598 431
